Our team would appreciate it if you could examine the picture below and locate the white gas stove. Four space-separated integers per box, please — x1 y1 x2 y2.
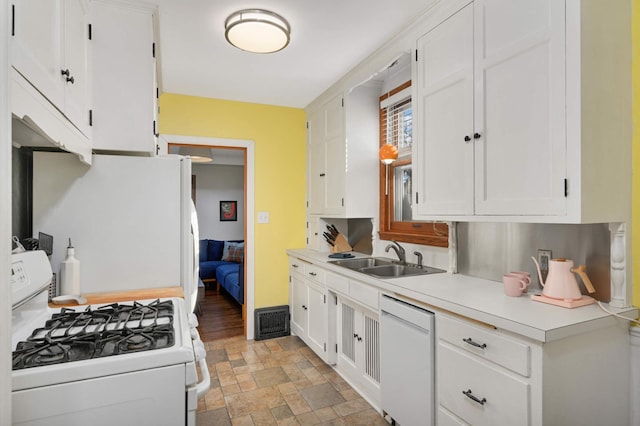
11 251 210 425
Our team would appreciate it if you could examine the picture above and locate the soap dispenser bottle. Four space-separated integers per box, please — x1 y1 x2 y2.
60 238 80 295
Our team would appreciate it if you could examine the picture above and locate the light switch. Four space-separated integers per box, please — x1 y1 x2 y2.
257 211 269 224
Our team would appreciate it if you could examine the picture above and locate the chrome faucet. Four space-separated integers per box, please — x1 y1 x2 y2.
385 241 406 265
413 251 423 268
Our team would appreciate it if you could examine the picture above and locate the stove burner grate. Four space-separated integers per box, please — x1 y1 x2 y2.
12 299 176 370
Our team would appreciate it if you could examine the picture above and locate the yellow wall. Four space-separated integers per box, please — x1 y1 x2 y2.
634 0 640 307
158 93 307 308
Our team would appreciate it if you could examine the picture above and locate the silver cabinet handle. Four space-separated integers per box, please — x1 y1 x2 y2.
462 389 487 405
463 337 487 349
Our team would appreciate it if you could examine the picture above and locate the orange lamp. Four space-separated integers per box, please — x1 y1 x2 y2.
379 144 398 164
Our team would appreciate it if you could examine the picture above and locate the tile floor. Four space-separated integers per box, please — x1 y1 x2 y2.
196 335 388 425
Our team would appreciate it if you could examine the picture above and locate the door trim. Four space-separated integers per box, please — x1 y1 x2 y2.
158 134 255 339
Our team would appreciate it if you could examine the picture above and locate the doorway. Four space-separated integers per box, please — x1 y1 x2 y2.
161 135 255 340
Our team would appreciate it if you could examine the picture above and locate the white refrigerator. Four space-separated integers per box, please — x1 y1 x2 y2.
32 152 199 311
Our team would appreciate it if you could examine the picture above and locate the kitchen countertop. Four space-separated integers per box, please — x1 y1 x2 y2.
48 286 184 308
287 249 638 342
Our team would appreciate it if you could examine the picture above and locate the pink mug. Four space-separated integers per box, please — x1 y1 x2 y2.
509 271 531 293
503 273 528 297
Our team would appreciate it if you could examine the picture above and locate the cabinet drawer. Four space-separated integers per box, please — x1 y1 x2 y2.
326 271 349 294
437 314 530 377
305 264 326 284
289 258 306 274
349 280 379 310
438 407 469 426
438 343 530 426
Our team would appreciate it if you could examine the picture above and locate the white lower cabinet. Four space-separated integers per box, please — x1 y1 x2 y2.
289 258 329 361
438 343 529 426
336 298 380 406
436 314 532 425
306 279 327 357
436 312 630 426
288 252 632 425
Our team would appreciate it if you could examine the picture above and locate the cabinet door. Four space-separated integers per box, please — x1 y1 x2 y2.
324 132 346 214
63 0 90 135
361 310 380 388
290 273 307 337
91 1 155 152
438 342 529 426
307 109 325 215
306 281 327 356
473 0 566 215
324 94 346 215
337 300 359 378
337 299 381 399
414 4 474 217
11 0 64 109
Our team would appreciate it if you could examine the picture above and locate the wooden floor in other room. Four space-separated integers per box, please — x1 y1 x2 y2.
197 285 244 342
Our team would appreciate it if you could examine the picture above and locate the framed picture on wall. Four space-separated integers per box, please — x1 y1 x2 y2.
220 201 237 221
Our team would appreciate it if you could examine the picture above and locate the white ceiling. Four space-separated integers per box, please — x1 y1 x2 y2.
144 0 436 108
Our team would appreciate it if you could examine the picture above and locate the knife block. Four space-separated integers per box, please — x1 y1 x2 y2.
330 233 352 253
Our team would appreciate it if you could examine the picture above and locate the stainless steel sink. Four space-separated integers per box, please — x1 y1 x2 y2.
328 257 396 270
360 264 444 278
328 257 445 278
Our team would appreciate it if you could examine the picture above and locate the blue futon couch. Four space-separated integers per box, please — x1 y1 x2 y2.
199 239 244 305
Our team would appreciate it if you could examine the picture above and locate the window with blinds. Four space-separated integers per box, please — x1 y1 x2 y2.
378 80 449 247
380 83 412 153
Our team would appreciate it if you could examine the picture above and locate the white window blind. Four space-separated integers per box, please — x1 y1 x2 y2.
380 88 412 153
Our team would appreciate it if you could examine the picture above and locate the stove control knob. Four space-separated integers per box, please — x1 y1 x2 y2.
188 313 199 328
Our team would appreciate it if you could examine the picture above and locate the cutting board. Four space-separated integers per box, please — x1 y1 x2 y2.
49 286 184 307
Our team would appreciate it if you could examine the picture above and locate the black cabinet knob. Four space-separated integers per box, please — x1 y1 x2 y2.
473 132 481 139
61 69 74 83
464 135 471 142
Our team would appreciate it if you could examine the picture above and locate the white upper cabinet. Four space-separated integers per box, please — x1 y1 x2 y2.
413 0 631 223
473 0 566 216
414 3 474 217
91 0 157 154
12 1 63 111
307 108 326 215
306 87 378 218
63 0 91 136
11 0 91 136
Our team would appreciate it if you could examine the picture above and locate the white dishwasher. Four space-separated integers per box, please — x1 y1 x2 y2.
380 294 435 426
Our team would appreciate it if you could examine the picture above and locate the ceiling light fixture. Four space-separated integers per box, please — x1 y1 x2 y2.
225 9 290 54
180 146 213 163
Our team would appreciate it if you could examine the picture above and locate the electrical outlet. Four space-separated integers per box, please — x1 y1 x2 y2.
537 249 552 272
